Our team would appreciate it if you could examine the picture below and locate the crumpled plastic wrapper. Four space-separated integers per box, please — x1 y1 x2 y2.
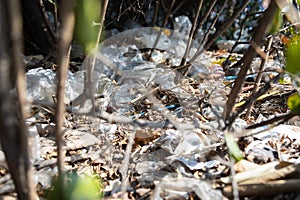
135 129 220 175
26 68 57 102
26 67 114 106
246 124 300 163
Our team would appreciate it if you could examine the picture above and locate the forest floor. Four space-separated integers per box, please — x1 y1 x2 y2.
1 26 300 200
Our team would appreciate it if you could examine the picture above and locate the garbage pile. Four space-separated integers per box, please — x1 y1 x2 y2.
13 17 299 199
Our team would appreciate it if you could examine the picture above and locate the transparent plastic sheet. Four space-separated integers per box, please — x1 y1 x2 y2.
33 167 57 189
71 26 220 113
26 68 57 102
134 129 220 175
25 22 223 114
26 68 111 106
174 16 192 35
26 67 114 107
151 177 223 200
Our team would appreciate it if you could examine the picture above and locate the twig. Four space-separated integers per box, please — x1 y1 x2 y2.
183 0 250 75
55 0 76 176
224 179 300 198
224 0 279 124
88 0 109 114
223 11 252 67
53 2 58 34
180 0 203 66
246 110 300 129
159 0 167 14
229 157 239 200
245 37 273 119
200 0 228 50
9 0 39 196
119 126 136 198
32 98 217 131
0 0 38 199
71 0 109 114
149 0 175 57
226 73 281 129
171 0 187 14
151 0 160 26
38 0 57 42
0 0 38 198
204 0 250 50
194 0 217 39
177 0 217 75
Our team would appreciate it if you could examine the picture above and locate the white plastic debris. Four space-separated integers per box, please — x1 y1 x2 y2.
27 124 42 163
248 125 300 163
174 15 192 35
26 68 57 102
26 27 220 115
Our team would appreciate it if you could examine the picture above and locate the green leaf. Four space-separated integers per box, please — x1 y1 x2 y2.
287 93 300 111
286 35 300 75
47 172 103 200
224 132 244 162
69 173 103 200
74 0 101 54
267 9 283 35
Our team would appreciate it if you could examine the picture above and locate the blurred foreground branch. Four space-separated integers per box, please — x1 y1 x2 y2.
0 0 37 199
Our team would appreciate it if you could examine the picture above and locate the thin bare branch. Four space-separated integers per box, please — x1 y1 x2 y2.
245 37 273 119
224 0 279 125
88 0 110 114
38 0 57 42
180 0 203 66
204 0 251 50
194 0 217 43
55 0 76 175
226 73 281 129
0 0 39 199
181 0 250 75
119 127 136 198
149 0 175 57
71 0 109 114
